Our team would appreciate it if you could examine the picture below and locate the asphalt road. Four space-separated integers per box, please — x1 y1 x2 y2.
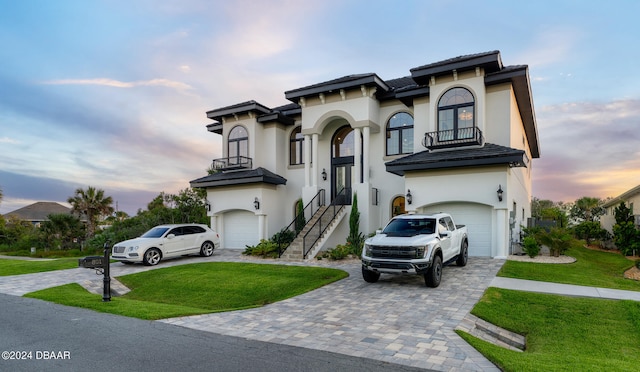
0 294 432 372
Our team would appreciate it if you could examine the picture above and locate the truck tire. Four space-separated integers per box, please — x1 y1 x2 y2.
456 240 468 267
362 267 380 283
424 255 442 287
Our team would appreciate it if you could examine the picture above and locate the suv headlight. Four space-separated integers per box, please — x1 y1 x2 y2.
126 246 139 253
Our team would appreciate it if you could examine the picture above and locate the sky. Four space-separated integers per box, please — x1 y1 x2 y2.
1 0 639 216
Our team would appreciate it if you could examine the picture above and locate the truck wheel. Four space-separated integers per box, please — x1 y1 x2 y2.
362 267 380 283
456 240 468 267
425 255 442 287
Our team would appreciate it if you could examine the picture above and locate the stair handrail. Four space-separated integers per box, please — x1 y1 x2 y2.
302 187 349 259
276 189 326 257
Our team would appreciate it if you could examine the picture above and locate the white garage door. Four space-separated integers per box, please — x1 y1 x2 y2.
422 203 492 257
224 210 259 249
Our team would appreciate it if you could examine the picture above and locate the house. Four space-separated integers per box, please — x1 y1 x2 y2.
190 51 540 259
600 185 640 234
3 202 74 227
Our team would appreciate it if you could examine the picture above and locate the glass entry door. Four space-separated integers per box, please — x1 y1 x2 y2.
333 163 353 205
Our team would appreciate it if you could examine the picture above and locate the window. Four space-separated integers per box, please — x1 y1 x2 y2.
228 126 248 164
386 112 414 156
438 87 475 140
289 126 304 165
391 196 406 217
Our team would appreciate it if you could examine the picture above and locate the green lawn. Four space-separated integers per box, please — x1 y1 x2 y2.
499 245 640 291
460 287 640 372
25 262 348 319
0 257 79 276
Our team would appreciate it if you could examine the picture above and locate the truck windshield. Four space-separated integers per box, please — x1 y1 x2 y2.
382 218 436 237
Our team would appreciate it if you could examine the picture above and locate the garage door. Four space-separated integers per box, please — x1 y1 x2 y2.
224 210 259 249
422 203 492 257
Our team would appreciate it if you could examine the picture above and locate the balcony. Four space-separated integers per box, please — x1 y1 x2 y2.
423 127 484 151
212 156 253 171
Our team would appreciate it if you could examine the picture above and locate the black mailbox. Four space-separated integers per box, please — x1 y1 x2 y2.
78 256 105 269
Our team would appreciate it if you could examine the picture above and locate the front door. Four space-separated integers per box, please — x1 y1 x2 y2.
331 125 361 205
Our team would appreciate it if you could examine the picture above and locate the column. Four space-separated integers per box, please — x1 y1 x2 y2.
354 128 362 184
304 134 311 187
312 133 319 186
362 126 370 183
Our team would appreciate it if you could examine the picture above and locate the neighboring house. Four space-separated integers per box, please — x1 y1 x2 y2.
3 202 74 227
191 51 540 258
601 185 640 234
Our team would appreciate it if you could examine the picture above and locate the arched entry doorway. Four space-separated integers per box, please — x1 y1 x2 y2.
331 125 362 205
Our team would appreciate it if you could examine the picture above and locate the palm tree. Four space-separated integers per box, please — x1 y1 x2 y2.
0 186 3 205
572 196 602 222
67 186 114 238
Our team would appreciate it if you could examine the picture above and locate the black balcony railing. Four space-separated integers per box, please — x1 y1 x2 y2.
212 156 252 171
423 127 484 150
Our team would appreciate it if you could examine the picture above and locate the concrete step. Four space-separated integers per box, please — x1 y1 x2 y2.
455 313 525 352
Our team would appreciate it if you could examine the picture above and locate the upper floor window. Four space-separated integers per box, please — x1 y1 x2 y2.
438 87 475 140
386 112 414 156
228 126 248 162
289 126 304 165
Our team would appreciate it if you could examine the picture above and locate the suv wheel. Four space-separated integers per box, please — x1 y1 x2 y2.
143 248 161 266
200 241 215 257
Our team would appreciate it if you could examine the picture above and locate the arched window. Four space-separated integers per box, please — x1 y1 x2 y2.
386 112 414 156
392 196 406 217
438 87 475 140
289 126 304 165
228 126 248 164
332 126 356 157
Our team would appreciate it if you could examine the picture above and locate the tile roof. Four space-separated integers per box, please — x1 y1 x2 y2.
190 167 287 188
3 202 73 221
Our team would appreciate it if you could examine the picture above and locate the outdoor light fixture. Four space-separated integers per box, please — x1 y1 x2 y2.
497 185 503 202
205 200 211 212
406 189 412 205
322 168 327 181
254 197 260 210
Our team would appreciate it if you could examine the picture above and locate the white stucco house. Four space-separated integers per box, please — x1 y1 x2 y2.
191 51 540 259
600 185 640 234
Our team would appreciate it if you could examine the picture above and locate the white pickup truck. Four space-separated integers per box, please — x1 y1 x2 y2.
361 213 468 287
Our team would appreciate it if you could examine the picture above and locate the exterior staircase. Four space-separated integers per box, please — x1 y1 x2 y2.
280 206 347 261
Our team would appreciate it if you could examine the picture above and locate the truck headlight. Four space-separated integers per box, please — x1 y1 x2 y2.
364 244 372 256
416 246 425 258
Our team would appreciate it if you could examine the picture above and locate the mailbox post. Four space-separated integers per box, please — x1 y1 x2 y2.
78 242 111 302
102 242 111 302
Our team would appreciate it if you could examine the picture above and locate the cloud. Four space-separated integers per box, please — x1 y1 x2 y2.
533 98 640 201
0 137 20 144
39 78 193 92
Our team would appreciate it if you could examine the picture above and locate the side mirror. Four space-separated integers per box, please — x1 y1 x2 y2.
440 230 451 238
166 234 176 239
376 229 383 235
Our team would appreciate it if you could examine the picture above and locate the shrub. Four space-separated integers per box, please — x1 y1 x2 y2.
271 229 296 246
522 236 540 258
573 221 609 246
537 227 575 257
243 239 279 258
320 244 352 260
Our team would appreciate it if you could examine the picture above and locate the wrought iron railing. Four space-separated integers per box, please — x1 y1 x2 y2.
302 188 348 259
422 127 484 150
211 156 253 171
276 189 326 258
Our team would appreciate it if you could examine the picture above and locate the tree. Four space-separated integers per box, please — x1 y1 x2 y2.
612 202 639 256
67 186 114 239
570 197 604 222
346 193 365 256
39 213 85 250
295 199 305 233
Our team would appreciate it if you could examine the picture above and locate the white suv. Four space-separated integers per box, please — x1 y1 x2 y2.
111 224 220 266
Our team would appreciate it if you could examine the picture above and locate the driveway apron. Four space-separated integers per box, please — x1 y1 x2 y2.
0 250 504 371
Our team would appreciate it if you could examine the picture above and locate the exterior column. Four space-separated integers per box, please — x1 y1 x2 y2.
258 214 266 241
354 128 362 184
495 208 508 258
312 133 319 186
304 134 311 187
362 126 370 183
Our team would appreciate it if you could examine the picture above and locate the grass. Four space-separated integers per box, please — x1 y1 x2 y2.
0 257 80 276
459 287 640 371
25 262 348 319
499 245 640 291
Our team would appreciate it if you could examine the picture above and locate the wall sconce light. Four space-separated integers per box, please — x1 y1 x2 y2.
205 200 211 212
254 197 260 210
497 185 503 202
321 168 327 181
406 189 412 205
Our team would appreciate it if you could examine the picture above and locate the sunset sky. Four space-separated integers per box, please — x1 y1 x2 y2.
1 0 639 215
